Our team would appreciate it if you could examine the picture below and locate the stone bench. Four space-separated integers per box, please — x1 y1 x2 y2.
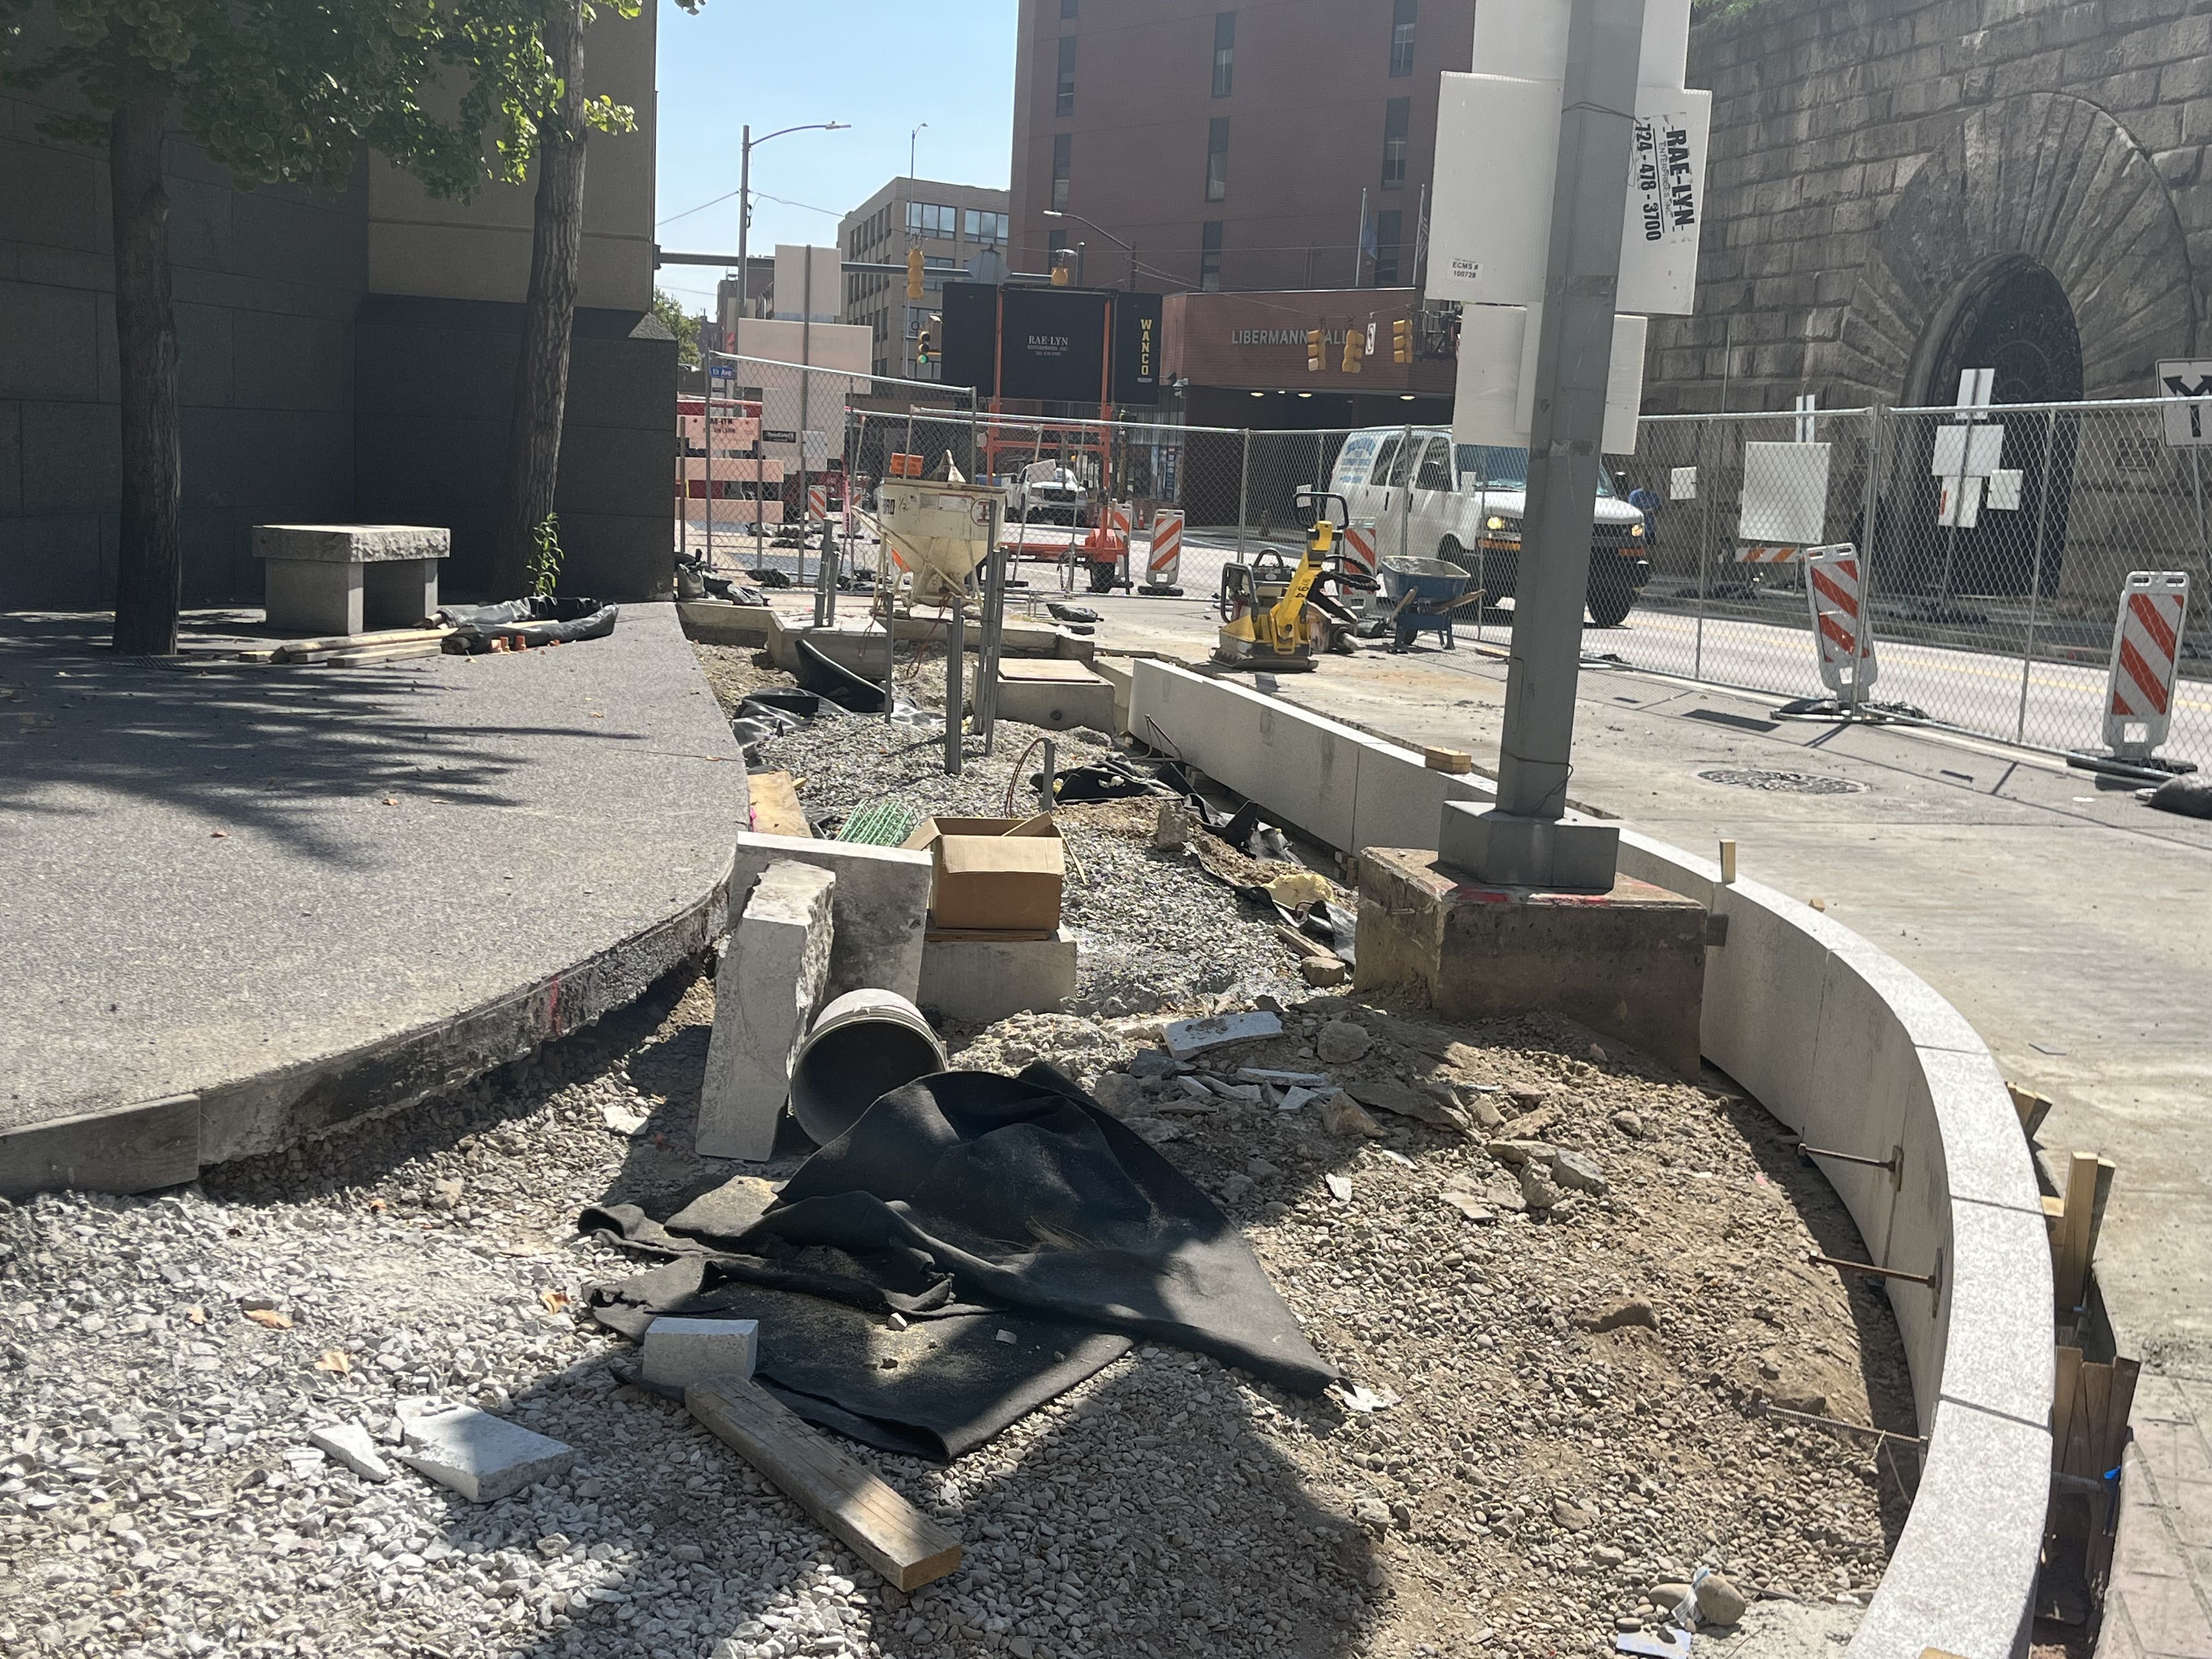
253 524 450 637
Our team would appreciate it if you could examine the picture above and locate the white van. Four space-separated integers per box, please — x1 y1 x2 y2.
1327 427 1651 626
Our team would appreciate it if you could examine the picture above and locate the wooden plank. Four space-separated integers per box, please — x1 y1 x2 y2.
2102 1358 2142 1476
2007 1082 2055 1137
2042 1194 2067 1224
748 773 813 839
1423 746 1474 775
2053 1152 2101 1315
2052 1345 2084 1467
687 1381 962 1592
273 626 450 660
2074 1363 2112 1482
2086 1158 2118 1278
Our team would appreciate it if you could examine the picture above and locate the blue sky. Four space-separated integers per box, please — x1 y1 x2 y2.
652 0 1020 315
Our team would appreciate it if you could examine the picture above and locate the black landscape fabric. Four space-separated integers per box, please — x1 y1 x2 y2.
582 1063 1336 1460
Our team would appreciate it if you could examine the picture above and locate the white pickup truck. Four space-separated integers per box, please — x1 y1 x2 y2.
1327 427 1652 626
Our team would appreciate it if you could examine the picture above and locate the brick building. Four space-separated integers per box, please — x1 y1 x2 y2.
1007 0 1475 297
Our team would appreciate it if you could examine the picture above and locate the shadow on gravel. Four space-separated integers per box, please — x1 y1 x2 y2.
0 615 645 864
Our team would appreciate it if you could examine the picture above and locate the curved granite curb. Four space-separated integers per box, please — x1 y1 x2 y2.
1126 659 2054 1659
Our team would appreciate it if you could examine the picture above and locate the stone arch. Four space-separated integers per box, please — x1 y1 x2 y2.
1812 92 2196 406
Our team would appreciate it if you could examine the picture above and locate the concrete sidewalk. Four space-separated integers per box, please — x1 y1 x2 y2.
1088 592 2212 1654
0 602 749 1184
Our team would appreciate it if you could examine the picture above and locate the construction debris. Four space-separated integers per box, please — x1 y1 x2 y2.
393 1400 575 1503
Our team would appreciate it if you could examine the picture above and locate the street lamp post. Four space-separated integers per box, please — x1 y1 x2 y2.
733 120 849 359
1041 208 1136 290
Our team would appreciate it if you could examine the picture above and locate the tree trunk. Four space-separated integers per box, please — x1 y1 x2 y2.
110 74 180 655
493 0 589 596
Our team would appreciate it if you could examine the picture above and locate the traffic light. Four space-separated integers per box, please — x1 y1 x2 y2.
906 247 925 301
916 328 934 368
1341 327 1363 374
1306 329 1324 373
1051 255 1073 287
1392 317 1414 364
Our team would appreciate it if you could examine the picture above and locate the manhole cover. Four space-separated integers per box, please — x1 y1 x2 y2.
1696 768 1867 795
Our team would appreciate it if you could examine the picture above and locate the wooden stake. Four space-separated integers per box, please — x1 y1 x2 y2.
2053 1152 2101 1314
2052 1345 2083 1465
1718 840 1737 883
2006 1082 2055 1138
687 1381 962 1592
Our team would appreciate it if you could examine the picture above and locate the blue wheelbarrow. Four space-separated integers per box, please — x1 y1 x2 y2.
1380 556 1482 652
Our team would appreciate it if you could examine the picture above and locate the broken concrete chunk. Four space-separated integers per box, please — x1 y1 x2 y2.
1091 1072 1144 1113
1324 1173 1353 1203
1487 1138 1556 1166
642 1316 760 1393
1517 1165 1563 1211
1313 1021 1372 1064
1437 1189 1496 1223
1581 1298 1660 1334
308 1421 391 1483
396 1405 574 1503
698 861 838 1161
1322 1092 1384 1138
1550 1149 1607 1194
1163 1011 1283 1059
1239 1068 1328 1086
1347 1080 1467 1131
1128 1050 1182 1079
1301 957 1350 988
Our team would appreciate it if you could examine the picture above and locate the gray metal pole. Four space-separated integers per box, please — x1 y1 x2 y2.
704 368 716 565
1461 0 1643 888
678 395 688 565
1237 427 1252 563
2017 407 2059 742
1396 422 1415 563
801 253 816 600
1694 416 1709 682
944 591 964 776
1859 402 1886 691
734 127 748 577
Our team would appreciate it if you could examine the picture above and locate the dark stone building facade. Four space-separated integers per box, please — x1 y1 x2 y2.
1647 0 2212 603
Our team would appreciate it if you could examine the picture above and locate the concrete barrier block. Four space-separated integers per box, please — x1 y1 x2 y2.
642 1315 760 1391
919 930 1077 1023
1881 1073 1953 1428
1918 1045 2047 1216
699 862 837 1163
1801 952 1918 1249
995 672 1115 733
1699 881 1833 1132
396 1404 574 1503
1348 735 1490 852
1850 1398 2045 1659
1826 926 1987 1054
1130 663 1359 850
730 832 930 1003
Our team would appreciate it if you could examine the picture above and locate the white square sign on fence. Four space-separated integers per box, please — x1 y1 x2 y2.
1931 424 2006 478
1987 469 2024 511
1426 74 1712 317
1472 0 1693 89
1938 475 1985 529
1669 467 1698 501
2156 359 2212 447
1452 305 1646 455
1738 443 1833 547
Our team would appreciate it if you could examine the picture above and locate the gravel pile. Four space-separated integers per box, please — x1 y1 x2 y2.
0 975 1911 1659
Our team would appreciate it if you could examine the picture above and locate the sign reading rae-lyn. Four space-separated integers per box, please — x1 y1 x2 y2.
1632 112 1700 247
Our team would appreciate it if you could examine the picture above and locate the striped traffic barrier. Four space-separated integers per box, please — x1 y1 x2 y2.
1108 500 1133 539
2102 571 2191 760
1736 544 1803 564
1140 509 1184 595
806 484 830 521
1342 521 1380 581
1804 543 1877 702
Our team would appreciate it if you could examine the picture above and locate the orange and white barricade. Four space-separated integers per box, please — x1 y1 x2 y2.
806 483 830 521
1804 543 1877 702
1108 500 1133 539
2103 571 2190 759
1141 509 1185 593
1342 520 1380 582
1737 544 1802 564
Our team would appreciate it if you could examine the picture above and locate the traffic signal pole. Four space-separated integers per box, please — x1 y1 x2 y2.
1445 0 1643 891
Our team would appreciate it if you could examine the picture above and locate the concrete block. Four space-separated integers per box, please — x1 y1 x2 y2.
994 670 1115 733
308 1421 392 1483
1697 878 1836 1133
1799 948 1918 1249
1917 1043 2046 1217
254 523 451 635
1850 1399 2045 1659
1437 802 1622 891
919 929 1077 1022
699 861 837 1162
730 832 930 1003
1090 654 1137 734
1348 734 1491 852
1926 1197 2055 1429
1356 847 1707 1079
252 522 452 564
641 1315 760 1391
396 1404 574 1502
263 557 363 636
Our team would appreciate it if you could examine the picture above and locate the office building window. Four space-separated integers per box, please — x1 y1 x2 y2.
924 255 956 292
1052 133 1073 211
965 208 1006 245
1390 0 1417 76
1205 116 1229 202
1374 209 1403 286
1057 35 1077 116
906 201 957 238
1382 97 1410 190
1200 220 1223 292
1212 12 1235 98
1059 0 1077 16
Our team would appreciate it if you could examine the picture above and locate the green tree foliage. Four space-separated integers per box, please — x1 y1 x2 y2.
652 287 704 368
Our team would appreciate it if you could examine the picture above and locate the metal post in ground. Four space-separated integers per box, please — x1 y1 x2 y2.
1694 416 1711 681
1454 0 1643 890
977 500 1008 752
944 591 964 777
1396 422 1414 564
2017 407 2059 742
1237 428 1252 565
704 366 716 569
677 396 688 566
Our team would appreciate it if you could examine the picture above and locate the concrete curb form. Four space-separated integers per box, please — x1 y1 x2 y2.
1128 660 2052 1659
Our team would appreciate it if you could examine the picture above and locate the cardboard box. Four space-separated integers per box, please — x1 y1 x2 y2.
903 815 1065 933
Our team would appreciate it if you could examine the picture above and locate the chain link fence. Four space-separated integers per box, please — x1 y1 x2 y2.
672 379 2210 763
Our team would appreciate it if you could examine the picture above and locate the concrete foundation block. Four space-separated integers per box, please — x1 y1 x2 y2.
263 558 364 636
699 861 837 1162
1355 846 1707 1079
919 929 1077 1022
642 1315 760 1392
729 832 931 1003
994 669 1116 733
1439 802 1622 892
396 1404 574 1503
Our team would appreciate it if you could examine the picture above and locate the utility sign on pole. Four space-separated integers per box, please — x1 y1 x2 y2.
2157 359 2212 446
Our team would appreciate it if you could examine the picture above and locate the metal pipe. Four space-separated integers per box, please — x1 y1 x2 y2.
1807 1251 1937 1289
1237 427 1252 564
944 590 964 776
